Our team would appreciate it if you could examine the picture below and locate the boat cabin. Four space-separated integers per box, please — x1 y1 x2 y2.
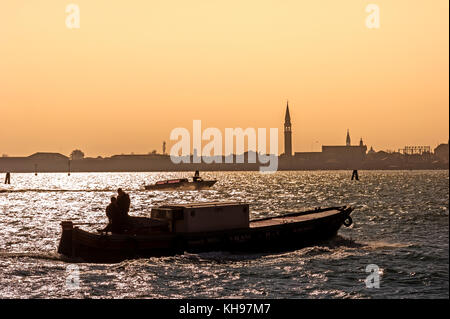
151 202 249 233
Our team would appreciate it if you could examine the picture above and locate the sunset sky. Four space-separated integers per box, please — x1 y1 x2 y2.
1 0 448 157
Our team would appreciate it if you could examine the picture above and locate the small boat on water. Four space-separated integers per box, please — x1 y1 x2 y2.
144 171 217 191
144 178 217 191
58 202 354 263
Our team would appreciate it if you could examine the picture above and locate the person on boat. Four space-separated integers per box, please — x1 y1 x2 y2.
116 188 131 217
193 170 202 182
99 196 126 234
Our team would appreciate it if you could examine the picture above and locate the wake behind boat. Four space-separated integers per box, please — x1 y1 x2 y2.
58 202 354 263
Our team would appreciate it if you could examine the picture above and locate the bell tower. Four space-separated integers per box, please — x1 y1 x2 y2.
346 129 351 146
284 101 292 156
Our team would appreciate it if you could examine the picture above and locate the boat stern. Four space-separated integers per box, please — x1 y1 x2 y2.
57 221 74 257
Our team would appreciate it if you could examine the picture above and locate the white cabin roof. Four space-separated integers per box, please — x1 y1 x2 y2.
158 201 247 209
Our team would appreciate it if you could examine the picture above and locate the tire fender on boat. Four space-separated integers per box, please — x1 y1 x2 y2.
343 216 353 227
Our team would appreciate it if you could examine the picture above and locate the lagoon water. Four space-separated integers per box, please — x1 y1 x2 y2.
0 171 448 298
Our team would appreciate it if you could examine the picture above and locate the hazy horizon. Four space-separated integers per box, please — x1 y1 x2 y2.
1 1 448 157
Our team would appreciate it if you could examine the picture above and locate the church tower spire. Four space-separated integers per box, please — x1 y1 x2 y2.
284 101 292 156
346 129 351 146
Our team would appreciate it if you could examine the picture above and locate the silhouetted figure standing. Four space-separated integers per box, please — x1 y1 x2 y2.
193 170 201 182
351 170 359 181
106 197 117 224
4 172 10 184
98 196 121 233
116 188 131 218
98 197 125 234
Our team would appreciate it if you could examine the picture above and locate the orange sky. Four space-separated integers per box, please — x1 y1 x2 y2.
0 0 448 157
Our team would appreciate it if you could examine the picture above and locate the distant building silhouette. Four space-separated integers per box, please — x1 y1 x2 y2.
283 103 368 167
0 105 447 172
28 152 69 161
284 101 292 157
398 146 431 155
434 141 449 163
321 134 367 163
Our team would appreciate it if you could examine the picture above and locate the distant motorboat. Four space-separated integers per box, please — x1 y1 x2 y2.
144 178 217 191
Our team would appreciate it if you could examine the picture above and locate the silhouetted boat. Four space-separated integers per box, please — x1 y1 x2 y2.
58 202 354 263
144 178 217 191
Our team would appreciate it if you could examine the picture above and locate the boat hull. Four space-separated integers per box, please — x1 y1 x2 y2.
58 206 353 263
144 180 217 191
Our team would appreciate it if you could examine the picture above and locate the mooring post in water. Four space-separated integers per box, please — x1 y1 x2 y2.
351 170 359 181
34 164 38 176
68 160 71 176
4 172 11 184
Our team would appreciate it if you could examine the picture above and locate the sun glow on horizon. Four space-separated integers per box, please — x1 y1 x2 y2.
0 0 448 157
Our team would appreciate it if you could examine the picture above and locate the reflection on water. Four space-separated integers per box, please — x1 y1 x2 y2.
0 170 448 298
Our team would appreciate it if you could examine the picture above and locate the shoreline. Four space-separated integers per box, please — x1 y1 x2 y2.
1 168 448 174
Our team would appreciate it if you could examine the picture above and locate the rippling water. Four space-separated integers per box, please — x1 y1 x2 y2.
0 170 448 298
